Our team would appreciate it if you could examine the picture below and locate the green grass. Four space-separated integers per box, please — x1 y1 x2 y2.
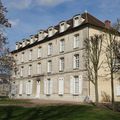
0 105 120 120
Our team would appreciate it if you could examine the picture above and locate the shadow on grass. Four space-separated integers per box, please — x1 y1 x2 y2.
0 105 120 120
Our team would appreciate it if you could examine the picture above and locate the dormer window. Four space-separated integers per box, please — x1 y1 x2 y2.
74 16 80 27
22 40 26 47
38 30 44 41
48 27 54 37
16 42 19 50
73 15 84 27
60 22 66 33
30 36 34 44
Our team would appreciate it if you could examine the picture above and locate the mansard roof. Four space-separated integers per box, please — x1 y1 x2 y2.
11 12 107 54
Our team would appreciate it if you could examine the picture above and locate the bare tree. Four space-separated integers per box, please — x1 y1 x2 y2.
84 34 103 104
105 19 120 110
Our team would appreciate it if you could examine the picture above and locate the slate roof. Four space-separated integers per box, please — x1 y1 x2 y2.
11 12 110 54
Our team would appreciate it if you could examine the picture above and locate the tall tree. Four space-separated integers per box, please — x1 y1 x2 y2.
84 34 103 104
0 0 13 77
105 20 120 110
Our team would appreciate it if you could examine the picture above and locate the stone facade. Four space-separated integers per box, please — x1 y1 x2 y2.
11 12 120 102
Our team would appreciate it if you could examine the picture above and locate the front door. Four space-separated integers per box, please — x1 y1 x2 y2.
36 81 40 98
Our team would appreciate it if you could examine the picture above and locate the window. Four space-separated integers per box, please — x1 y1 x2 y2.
38 47 41 58
21 52 24 63
74 76 79 94
37 63 41 74
47 60 52 73
28 65 32 76
29 50 32 61
58 78 64 95
73 54 79 69
26 80 32 95
20 66 24 77
59 57 64 72
116 85 120 96
74 34 79 48
74 16 80 27
48 43 52 55
48 28 53 37
60 22 65 32
44 79 52 95
60 39 65 52
19 81 23 95
70 75 82 95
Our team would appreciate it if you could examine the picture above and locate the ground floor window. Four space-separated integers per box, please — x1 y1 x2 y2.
58 77 64 95
70 75 82 95
44 79 52 95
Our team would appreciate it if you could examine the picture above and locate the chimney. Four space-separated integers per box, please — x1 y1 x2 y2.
105 20 111 29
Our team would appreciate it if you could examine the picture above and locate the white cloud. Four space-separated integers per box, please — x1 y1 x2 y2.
9 0 32 9
9 19 20 27
6 0 74 9
36 0 73 7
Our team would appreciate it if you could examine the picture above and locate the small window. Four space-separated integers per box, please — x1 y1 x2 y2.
20 66 24 77
74 16 80 27
74 34 79 48
59 57 64 72
48 28 53 37
29 50 32 61
60 22 65 32
37 63 41 74
60 39 65 52
38 47 41 58
21 52 24 63
47 60 52 73
48 43 52 55
74 76 79 94
73 54 79 69
28 65 32 76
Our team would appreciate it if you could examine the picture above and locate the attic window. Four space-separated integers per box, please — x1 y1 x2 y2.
39 31 44 40
60 22 65 33
48 28 53 37
74 16 80 27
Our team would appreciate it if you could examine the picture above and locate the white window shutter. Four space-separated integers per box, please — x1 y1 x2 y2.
59 59 62 71
60 41 62 52
70 76 74 94
79 75 83 94
30 80 33 94
19 81 23 94
25 82 28 94
58 78 64 95
50 80 53 95
44 80 47 95
116 86 120 96
73 56 76 69
73 37 76 48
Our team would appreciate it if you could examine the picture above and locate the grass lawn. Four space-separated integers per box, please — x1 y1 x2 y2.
0 105 120 120
0 99 32 105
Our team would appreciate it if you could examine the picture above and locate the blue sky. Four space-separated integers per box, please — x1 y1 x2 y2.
2 0 120 50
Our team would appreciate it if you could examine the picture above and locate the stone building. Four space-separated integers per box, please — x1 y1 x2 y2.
11 12 120 102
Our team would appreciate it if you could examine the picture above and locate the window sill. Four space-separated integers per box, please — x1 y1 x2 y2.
59 51 64 53
73 68 79 70
73 47 79 49
73 94 79 96
59 70 64 72
46 94 51 96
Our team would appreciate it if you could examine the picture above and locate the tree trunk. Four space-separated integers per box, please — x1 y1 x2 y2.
111 70 115 111
95 71 99 104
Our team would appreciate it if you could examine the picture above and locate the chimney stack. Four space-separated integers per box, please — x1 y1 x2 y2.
105 20 111 29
